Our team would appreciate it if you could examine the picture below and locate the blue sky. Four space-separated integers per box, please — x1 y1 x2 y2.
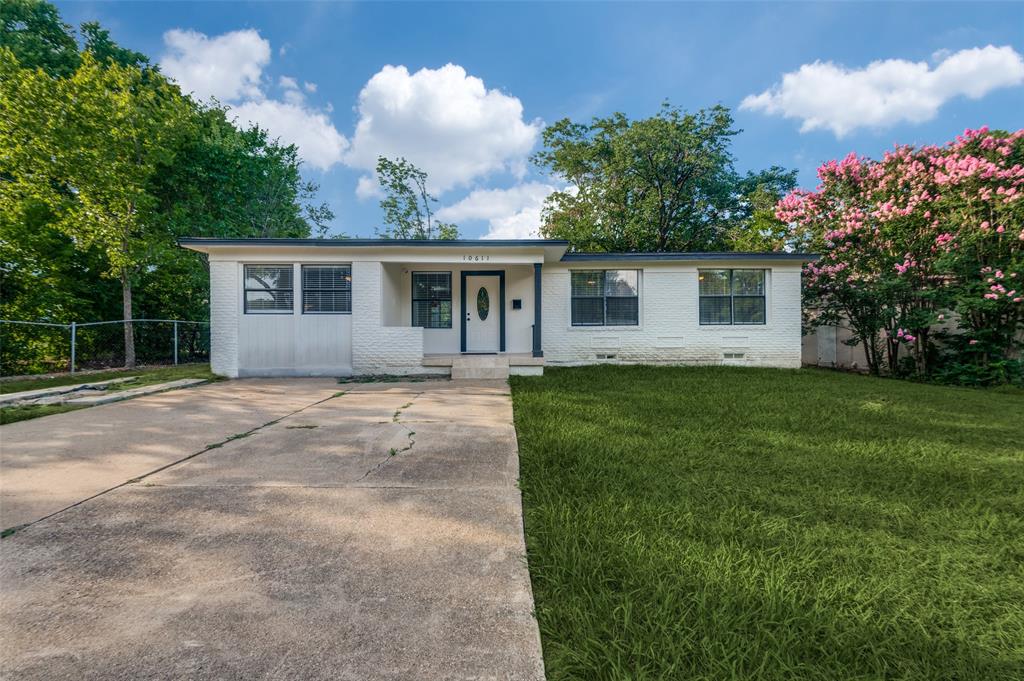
56 2 1024 239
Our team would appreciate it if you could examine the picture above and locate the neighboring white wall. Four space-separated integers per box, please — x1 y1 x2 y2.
541 262 803 369
210 260 240 378
351 260 427 374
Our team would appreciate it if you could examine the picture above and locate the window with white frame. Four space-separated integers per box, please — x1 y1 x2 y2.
302 265 351 313
570 270 639 326
698 269 766 325
244 265 293 313
411 272 452 328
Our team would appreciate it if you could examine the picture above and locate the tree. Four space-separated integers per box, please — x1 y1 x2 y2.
778 129 1024 383
375 156 458 239
0 0 78 77
2 2 339 374
532 103 795 252
2 49 193 367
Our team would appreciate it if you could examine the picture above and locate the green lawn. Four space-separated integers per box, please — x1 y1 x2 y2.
0 364 218 425
510 366 1024 681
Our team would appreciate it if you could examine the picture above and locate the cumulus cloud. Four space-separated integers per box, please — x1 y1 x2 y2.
304 82 318 93
161 29 270 101
161 29 347 171
355 175 383 200
231 100 349 171
437 182 559 239
344 64 541 193
741 45 1024 137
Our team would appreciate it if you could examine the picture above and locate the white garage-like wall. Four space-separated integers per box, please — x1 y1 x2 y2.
210 260 353 377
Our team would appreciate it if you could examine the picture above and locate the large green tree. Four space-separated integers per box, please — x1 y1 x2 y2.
2 50 193 367
375 156 459 240
1 1 337 374
533 103 796 252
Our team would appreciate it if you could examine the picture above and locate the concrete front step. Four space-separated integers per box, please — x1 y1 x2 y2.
450 355 510 380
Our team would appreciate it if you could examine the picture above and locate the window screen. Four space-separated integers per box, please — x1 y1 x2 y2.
699 269 766 325
302 265 351 313
244 265 294 313
412 272 452 329
571 270 639 326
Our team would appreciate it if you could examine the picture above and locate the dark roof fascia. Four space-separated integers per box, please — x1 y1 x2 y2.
178 238 569 248
560 252 819 262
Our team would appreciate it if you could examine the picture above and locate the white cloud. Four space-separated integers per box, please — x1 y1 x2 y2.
161 29 270 102
355 175 382 200
231 100 348 171
304 81 318 93
345 64 541 193
162 29 348 171
740 45 1024 137
437 182 559 239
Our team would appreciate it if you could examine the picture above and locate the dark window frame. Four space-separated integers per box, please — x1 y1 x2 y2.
243 264 294 315
698 269 767 326
570 269 640 327
411 271 453 329
301 264 352 315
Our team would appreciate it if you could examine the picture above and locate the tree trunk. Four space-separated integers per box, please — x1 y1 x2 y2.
121 268 136 369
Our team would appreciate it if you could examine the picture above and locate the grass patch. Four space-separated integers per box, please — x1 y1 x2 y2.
0 364 219 425
0 363 217 394
0 403 88 425
510 365 1024 681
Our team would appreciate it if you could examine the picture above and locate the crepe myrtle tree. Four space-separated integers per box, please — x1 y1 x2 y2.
779 127 1024 381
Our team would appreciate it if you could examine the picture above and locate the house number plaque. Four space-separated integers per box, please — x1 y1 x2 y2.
462 254 491 262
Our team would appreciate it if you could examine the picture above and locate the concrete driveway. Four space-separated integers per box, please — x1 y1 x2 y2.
0 379 544 680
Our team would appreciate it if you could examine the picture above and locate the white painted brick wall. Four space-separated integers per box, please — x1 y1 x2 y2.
542 263 802 369
209 260 240 378
351 260 428 374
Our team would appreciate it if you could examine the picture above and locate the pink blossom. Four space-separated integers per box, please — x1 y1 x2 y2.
969 339 978 345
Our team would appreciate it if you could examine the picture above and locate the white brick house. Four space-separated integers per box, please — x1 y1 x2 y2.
180 238 813 378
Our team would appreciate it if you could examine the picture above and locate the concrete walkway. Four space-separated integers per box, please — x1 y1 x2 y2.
0 379 544 680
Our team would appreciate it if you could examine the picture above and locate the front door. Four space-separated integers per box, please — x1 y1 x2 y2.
465 275 500 353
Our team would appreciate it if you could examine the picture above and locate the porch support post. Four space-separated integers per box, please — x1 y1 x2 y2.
532 263 543 358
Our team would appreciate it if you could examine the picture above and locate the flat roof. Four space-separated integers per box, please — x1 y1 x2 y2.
562 251 818 262
178 238 816 263
178 238 569 247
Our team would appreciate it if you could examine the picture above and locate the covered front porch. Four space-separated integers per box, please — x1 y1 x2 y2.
349 241 561 377
373 259 545 361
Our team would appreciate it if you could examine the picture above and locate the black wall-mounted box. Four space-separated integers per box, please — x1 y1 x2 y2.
512 299 522 310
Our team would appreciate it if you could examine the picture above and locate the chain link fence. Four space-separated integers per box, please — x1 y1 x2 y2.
0 319 210 376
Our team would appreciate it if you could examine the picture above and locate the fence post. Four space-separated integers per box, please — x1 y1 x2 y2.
70 322 77 374
173 321 179 365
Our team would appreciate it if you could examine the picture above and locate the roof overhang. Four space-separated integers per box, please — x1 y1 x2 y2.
178 237 571 263
560 251 818 263
179 239 816 266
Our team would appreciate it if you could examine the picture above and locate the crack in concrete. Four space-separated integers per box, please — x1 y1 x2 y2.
357 392 424 482
1 390 347 539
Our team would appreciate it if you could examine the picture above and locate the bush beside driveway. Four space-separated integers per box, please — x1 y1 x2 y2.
511 366 1024 681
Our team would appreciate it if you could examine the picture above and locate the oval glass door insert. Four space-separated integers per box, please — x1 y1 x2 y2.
476 287 490 320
